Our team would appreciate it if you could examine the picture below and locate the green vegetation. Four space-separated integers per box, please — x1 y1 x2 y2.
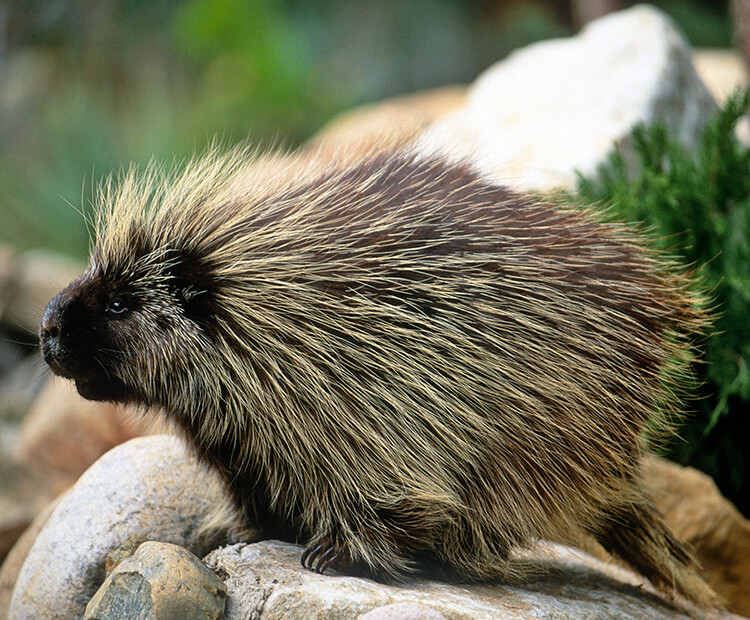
577 91 750 514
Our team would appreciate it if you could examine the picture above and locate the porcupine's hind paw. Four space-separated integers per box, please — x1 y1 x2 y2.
301 538 354 575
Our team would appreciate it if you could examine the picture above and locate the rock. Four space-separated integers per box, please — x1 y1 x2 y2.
84 541 227 620
644 457 750 617
0 459 59 565
416 5 717 191
13 375 148 485
2 369 151 568
693 49 748 104
0 352 47 426
8 435 229 620
0 512 28 569
0 494 62 619
693 48 750 143
204 540 731 620
0 373 132 569
308 86 465 155
2 248 85 335
358 602 447 620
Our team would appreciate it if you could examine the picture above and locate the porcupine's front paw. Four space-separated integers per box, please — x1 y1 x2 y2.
301 534 418 581
301 537 355 575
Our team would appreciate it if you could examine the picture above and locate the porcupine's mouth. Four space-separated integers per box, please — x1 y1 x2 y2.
74 375 132 402
43 352 76 380
42 342 129 402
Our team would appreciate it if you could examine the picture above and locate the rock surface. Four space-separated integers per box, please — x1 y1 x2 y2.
309 85 466 156
84 541 227 620
358 602 448 620
0 494 62 618
0 471 35 565
692 48 750 143
415 4 717 191
645 457 750 617
0 377 148 567
0 347 46 426
204 540 728 620
693 49 748 103
13 376 147 484
0 461 58 565
7 435 228 620
0 247 85 335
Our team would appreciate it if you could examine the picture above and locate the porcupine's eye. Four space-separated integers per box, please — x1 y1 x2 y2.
107 298 128 316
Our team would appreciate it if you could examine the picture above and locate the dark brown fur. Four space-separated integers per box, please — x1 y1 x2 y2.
40 147 718 607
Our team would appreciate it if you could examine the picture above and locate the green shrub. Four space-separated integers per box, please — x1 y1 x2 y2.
576 90 750 514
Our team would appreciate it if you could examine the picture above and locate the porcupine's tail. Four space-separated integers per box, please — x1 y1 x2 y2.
594 498 722 609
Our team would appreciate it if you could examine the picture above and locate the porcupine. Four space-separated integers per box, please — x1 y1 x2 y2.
39 145 718 607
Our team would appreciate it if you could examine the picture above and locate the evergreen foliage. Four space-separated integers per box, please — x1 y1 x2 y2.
576 90 750 514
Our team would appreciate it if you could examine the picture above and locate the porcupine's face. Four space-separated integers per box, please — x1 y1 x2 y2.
39 251 211 405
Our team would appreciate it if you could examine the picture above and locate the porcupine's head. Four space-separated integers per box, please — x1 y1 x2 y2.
38 151 247 409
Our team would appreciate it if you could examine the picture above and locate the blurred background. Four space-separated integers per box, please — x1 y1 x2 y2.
0 0 732 257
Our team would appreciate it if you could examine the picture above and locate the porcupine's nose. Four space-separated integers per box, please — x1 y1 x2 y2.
39 292 71 375
40 294 63 342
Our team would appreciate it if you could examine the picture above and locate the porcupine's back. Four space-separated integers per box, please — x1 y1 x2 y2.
93 146 716 606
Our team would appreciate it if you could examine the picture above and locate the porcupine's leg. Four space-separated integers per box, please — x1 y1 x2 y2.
301 529 417 580
300 505 428 580
300 505 495 581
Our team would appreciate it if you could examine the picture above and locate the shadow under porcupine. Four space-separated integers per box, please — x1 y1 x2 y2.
39 145 719 608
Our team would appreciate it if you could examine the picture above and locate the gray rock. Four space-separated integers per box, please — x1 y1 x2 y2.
0 494 63 619
8 435 228 620
416 5 717 191
84 541 226 620
358 602 447 620
204 539 730 620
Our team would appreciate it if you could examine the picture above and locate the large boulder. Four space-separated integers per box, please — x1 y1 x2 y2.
645 457 750 617
204 539 727 620
7 436 228 620
415 4 717 190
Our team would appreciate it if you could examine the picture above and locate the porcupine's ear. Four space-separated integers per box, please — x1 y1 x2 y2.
180 285 204 303
167 250 217 324
177 282 213 323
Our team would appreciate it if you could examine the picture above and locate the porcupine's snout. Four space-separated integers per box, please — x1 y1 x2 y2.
39 274 132 402
40 288 78 379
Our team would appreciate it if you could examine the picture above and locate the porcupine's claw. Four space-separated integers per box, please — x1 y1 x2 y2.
301 539 347 575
